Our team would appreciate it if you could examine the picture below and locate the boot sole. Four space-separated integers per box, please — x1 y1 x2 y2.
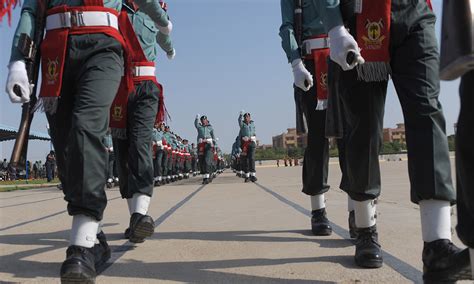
355 257 383 269
423 264 472 283
61 264 95 284
129 217 155 243
312 228 332 236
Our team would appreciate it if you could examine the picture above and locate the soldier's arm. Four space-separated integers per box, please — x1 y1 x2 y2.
278 0 300 64
156 31 174 54
194 118 200 129
210 128 216 140
134 0 170 29
10 0 37 62
238 114 244 128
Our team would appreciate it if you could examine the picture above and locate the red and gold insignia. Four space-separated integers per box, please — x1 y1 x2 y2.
319 72 328 90
362 19 386 50
112 106 123 122
46 57 59 84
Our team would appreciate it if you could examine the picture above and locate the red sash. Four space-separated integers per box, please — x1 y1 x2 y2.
241 140 251 156
198 142 206 156
304 35 329 109
110 10 162 131
39 1 125 103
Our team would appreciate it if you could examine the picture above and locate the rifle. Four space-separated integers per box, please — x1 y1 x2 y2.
9 0 49 171
293 0 308 135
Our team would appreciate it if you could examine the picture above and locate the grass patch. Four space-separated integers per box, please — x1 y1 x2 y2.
0 178 59 186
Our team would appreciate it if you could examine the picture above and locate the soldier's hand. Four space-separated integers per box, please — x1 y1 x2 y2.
167 48 176 60
158 20 173 35
291 59 313 92
328 25 365 71
196 114 200 119
6 60 30 103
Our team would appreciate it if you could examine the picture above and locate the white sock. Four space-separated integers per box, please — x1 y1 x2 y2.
70 215 99 248
132 193 151 215
347 196 354 212
251 172 256 177
310 194 325 211
419 199 451 242
354 199 376 228
245 173 250 178
127 198 133 215
204 173 210 179
470 249 474 277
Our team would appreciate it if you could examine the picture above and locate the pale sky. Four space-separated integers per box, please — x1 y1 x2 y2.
0 0 461 162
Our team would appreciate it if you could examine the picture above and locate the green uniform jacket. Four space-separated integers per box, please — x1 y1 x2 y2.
194 118 216 141
11 0 170 62
238 114 256 138
279 0 343 63
153 128 164 142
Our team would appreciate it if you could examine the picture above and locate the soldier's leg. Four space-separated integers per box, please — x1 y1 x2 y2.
125 81 158 243
57 34 122 283
248 142 257 181
112 138 128 195
456 70 474 276
390 4 468 279
338 64 388 267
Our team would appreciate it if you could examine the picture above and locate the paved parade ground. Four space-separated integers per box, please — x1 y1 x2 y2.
0 159 468 283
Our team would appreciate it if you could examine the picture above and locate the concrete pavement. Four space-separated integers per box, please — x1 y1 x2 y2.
0 160 469 283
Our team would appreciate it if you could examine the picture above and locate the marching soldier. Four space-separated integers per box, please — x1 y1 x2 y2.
5 0 172 282
182 139 192 178
238 111 257 182
195 114 216 184
163 125 173 183
280 0 350 237
111 0 174 245
152 121 166 186
321 0 469 277
190 143 198 176
440 0 474 281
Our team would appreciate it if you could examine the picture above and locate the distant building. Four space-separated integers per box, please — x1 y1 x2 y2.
272 128 307 149
383 123 406 144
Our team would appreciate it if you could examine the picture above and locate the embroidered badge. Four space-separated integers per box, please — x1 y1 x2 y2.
112 106 123 121
319 72 328 90
362 19 386 50
46 57 59 85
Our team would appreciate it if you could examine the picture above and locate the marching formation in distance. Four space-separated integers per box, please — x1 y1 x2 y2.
1 0 473 283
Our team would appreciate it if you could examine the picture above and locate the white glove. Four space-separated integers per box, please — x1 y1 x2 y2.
158 20 173 35
240 110 245 115
196 114 200 119
328 25 365 71
291 59 313 92
167 48 176 60
6 60 30 103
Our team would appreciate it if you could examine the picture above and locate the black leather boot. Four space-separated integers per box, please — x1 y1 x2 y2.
128 213 155 243
354 225 383 268
422 239 471 283
93 232 111 269
311 208 332 236
60 246 96 284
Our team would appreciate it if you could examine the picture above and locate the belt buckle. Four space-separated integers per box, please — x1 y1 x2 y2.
70 11 84 27
133 67 140 77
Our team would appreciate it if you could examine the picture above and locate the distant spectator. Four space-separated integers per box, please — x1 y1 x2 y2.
276 159 280 167
45 151 56 182
289 158 293 167
1 159 7 170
